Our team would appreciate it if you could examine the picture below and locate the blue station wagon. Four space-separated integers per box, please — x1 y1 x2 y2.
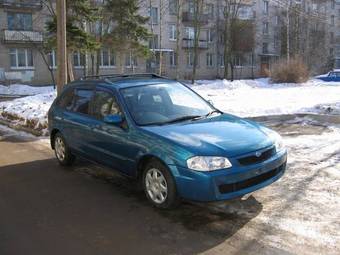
48 74 287 208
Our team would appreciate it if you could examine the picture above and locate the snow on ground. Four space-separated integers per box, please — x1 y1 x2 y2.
191 78 340 117
0 84 54 96
0 92 56 133
0 79 339 134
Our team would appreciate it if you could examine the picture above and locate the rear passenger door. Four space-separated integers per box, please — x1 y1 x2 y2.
87 87 137 176
62 86 96 156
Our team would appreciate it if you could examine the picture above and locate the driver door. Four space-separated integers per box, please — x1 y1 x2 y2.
87 87 138 176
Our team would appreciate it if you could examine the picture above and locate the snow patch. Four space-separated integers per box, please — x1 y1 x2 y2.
0 84 54 96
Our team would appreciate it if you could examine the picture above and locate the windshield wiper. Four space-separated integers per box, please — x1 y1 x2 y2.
165 115 203 124
140 115 202 126
205 110 223 118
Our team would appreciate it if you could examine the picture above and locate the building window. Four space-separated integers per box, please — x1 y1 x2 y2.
185 27 195 40
206 53 213 67
263 43 269 54
169 51 177 66
9 48 33 69
263 0 269 15
331 15 335 26
206 3 214 19
169 0 177 15
7 12 33 31
169 24 177 41
188 0 195 14
73 51 86 68
219 54 225 67
150 7 158 25
48 50 57 68
187 51 193 66
149 34 159 49
275 16 280 26
207 29 213 43
330 32 334 44
125 53 138 67
263 22 269 34
100 49 116 67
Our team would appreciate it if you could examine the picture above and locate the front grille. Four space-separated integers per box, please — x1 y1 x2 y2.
238 147 275 166
218 163 286 194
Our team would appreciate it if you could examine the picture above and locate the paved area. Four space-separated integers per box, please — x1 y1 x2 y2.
0 115 339 255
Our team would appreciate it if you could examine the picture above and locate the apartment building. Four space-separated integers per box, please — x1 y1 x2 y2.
0 0 339 85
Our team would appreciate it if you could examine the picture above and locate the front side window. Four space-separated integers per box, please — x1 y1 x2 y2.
120 82 215 126
9 48 33 68
72 88 94 115
91 90 121 120
7 12 33 31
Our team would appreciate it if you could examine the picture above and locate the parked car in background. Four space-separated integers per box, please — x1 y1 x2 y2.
48 74 287 209
317 70 340 82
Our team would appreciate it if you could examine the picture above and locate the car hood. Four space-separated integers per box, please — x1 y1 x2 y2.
142 114 273 158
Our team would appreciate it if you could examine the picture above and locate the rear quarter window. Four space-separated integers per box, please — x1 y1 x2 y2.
57 88 74 111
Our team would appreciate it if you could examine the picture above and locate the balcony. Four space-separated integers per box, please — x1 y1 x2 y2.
3 30 43 43
182 39 208 49
0 0 42 10
182 12 209 25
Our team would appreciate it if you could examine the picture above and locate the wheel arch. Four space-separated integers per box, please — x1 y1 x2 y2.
50 128 60 149
136 153 178 180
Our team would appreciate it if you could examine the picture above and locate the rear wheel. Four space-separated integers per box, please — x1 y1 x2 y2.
54 132 75 166
143 159 180 209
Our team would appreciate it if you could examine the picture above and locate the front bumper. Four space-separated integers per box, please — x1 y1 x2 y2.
173 149 287 202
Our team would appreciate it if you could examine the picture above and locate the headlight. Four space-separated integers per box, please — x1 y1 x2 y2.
274 136 285 152
262 128 285 152
187 156 232 171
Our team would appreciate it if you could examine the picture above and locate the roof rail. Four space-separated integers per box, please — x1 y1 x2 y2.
80 73 165 81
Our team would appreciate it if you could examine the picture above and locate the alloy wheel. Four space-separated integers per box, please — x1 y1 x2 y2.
145 168 168 204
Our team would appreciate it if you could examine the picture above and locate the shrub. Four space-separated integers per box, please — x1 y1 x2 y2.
270 57 309 83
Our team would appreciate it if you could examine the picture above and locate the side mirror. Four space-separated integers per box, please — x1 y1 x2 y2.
103 114 123 125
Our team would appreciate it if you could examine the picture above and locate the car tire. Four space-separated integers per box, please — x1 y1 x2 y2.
143 159 180 209
54 132 75 166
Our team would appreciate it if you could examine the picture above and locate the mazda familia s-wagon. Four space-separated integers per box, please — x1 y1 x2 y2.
48 74 287 209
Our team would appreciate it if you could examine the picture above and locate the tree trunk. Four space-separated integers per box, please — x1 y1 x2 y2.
67 52 74 82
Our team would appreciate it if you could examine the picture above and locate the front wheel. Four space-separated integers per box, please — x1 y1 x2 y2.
54 132 75 166
143 160 180 209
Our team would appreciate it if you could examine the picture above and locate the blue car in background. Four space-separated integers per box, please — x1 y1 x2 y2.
48 74 287 209
317 70 340 82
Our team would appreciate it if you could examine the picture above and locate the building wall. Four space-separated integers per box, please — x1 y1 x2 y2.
0 0 338 85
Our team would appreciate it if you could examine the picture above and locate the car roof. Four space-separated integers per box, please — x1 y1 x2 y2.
68 74 178 90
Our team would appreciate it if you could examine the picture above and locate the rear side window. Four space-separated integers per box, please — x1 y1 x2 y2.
57 88 74 111
91 90 121 120
72 88 94 115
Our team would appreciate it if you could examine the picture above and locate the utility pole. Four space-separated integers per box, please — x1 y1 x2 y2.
287 0 291 62
57 0 67 95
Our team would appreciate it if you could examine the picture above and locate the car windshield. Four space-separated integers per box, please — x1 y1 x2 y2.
120 82 217 126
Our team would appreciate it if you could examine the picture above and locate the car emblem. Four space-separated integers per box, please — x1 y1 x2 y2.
255 151 262 157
